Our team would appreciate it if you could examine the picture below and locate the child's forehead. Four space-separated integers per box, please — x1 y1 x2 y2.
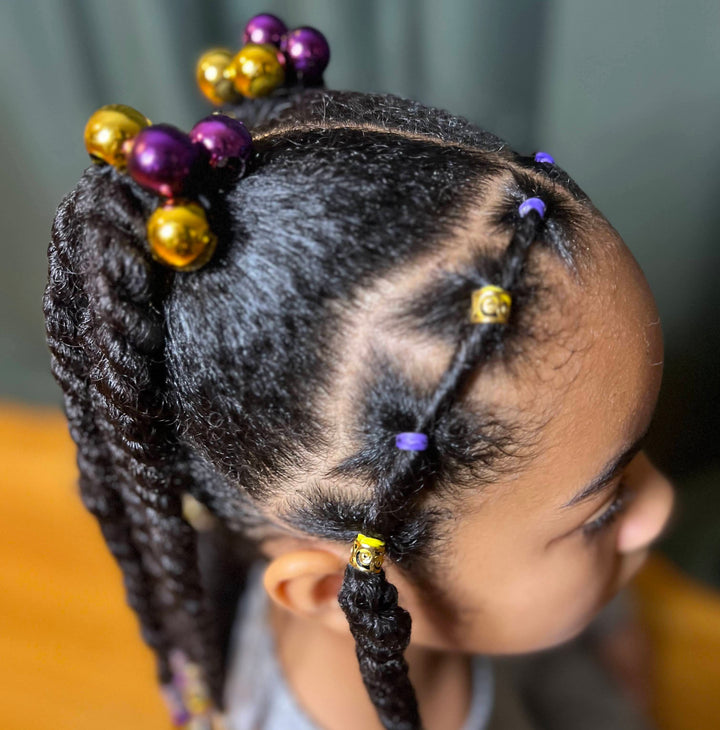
328 212 662 494
250 201 663 530
463 237 662 510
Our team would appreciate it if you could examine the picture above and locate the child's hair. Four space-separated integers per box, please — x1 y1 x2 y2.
44 89 598 729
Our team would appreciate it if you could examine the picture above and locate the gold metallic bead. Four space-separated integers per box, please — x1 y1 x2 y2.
228 43 285 99
470 285 512 324
196 48 240 106
84 104 151 169
146 202 217 272
349 533 386 574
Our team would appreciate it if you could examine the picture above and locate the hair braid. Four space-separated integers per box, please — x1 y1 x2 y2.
339 195 546 730
83 167 227 706
44 185 173 675
338 566 419 730
48 165 226 708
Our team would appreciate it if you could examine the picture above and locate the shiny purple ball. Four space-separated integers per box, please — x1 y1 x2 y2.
189 115 252 169
127 124 199 198
242 13 287 47
282 26 330 82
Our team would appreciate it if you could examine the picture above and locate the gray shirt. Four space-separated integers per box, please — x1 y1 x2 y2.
223 562 648 730
224 562 511 730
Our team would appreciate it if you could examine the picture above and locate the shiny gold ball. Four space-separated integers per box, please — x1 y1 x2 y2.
83 104 151 168
196 48 240 106
146 202 217 271
228 43 285 99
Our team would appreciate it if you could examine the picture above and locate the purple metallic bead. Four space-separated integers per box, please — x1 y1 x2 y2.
518 197 546 219
534 151 555 164
282 26 330 82
127 124 200 198
189 115 252 169
243 13 287 47
395 432 429 451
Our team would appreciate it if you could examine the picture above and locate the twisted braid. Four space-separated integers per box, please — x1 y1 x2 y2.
44 183 172 673
45 164 224 708
338 199 546 730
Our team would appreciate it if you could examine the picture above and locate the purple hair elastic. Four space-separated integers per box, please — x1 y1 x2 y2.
518 197 546 219
395 432 429 451
534 151 555 164
161 683 191 726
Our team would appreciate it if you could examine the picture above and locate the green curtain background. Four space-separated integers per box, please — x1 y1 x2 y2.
2 0 718 579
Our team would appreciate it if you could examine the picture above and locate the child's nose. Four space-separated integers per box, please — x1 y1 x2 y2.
616 452 675 554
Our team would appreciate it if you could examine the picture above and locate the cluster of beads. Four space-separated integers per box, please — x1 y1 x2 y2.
84 104 253 270
196 12 330 104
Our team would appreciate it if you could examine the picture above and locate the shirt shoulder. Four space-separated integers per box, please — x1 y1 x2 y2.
223 561 504 730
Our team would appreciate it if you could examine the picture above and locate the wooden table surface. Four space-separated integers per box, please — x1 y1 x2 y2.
0 402 167 730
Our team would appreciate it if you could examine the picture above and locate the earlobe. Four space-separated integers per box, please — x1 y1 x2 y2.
262 549 348 624
616 454 675 554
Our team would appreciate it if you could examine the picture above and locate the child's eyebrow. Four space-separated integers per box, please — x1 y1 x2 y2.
559 429 649 510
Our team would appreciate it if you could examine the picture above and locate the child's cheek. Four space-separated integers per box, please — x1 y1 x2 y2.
423 539 609 655
490 538 621 652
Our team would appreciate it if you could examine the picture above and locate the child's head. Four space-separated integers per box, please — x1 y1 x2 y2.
44 89 674 728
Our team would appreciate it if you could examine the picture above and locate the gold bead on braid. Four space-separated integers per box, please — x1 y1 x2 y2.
470 285 512 324
349 533 386 574
196 48 240 105
83 104 151 169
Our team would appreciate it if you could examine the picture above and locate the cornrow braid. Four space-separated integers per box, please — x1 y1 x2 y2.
338 199 547 730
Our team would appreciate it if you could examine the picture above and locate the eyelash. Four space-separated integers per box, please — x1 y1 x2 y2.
581 482 630 539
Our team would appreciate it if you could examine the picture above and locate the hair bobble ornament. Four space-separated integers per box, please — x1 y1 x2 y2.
84 105 253 271
349 533 386 574
196 12 330 104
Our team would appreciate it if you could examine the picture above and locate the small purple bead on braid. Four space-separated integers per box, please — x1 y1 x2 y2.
395 432 429 451
534 151 555 164
518 197 546 219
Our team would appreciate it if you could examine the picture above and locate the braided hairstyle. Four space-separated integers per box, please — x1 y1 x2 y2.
44 89 596 728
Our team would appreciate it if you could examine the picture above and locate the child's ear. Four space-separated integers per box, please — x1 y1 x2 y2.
262 549 349 633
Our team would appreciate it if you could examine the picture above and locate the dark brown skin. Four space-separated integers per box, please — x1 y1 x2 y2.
257 214 675 730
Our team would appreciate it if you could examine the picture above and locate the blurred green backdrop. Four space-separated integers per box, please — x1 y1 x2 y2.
1 0 718 581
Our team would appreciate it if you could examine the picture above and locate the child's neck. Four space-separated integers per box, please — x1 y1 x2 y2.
268 599 473 730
